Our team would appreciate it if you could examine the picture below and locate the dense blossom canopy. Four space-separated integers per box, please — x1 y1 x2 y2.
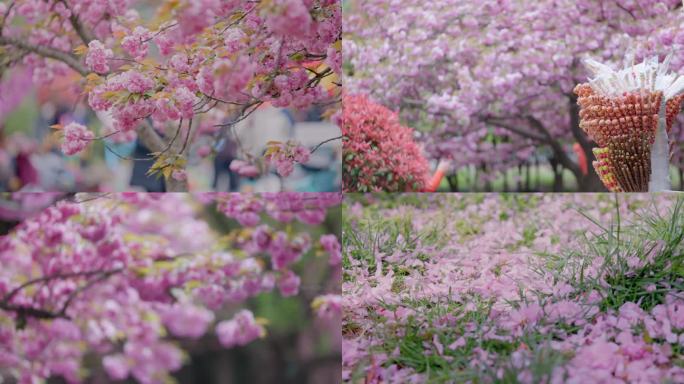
0 0 342 190
344 0 684 189
0 192 341 383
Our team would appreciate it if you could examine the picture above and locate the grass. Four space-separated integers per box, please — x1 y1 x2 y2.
344 194 684 383
544 195 684 313
342 204 450 281
436 165 579 192
434 165 684 192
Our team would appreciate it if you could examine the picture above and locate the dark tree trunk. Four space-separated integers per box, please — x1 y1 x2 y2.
549 158 561 192
447 174 459 192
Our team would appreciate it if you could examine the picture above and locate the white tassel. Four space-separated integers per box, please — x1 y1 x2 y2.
648 100 671 192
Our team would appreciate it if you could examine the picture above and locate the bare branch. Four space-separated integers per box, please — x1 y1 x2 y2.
484 117 547 142
526 115 581 178
310 136 342 154
0 1 16 36
0 270 111 304
0 36 88 76
59 0 96 44
57 269 121 317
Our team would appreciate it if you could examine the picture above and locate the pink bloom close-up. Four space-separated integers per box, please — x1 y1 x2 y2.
61 122 94 155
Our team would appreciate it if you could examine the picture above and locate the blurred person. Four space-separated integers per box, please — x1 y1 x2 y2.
213 138 239 191
130 140 166 192
12 135 39 189
34 133 78 191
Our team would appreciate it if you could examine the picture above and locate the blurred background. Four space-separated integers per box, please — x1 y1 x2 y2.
0 68 341 193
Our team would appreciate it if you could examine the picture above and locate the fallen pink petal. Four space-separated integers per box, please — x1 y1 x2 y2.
343 194 684 383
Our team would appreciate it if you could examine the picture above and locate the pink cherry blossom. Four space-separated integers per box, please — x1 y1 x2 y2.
161 304 215 339
320 234 341 265
0 0 342 189
61 122 94 155
277 269 301 296
124 70 155 94
216 310 265 348
264 141 311 177
103 355 130 380
229 159 261 178
121 26 152 60
0 193 340 383
85 40 113 74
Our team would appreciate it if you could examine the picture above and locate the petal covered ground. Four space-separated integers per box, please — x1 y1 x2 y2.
343 194 684 383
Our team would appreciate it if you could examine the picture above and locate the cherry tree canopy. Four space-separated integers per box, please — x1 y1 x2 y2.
344 0 684 191
0 192 341 383
0 0 342 191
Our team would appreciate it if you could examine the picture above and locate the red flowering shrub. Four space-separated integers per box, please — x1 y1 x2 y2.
342 94 430 192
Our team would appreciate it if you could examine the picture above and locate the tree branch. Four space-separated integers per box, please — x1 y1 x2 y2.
57 0 95 44
0 268 123 320
485 115 581 180
0 1 16 36
526 115 581 178
0 36 88 76
68 13 95 45
484 117 547 142
57 269 121 316
135 122 165 153
0 270 110 304
310 136 342 154
0 304 65 320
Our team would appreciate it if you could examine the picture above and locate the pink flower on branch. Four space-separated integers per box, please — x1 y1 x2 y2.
60 122 94 155
229 159 261 178
0 193 340 382
85 40 113 74
0 0 342 189
320 234 341 265
121 26 152 60
216 309 266 348
264 140 311 177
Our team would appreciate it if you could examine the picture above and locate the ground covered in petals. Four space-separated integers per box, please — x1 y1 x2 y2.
343 194 684 383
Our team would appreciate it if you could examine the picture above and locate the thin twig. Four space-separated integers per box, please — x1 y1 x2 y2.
0 1 16 36
180 118 192 155
310 136 342 154
0 269 116 305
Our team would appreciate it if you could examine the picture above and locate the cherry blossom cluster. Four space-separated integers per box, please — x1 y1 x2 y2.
343 194 684 383
264 140 312 177
217 192 341 226
0 0 341 187
344 0 684 190
0 192 341 383
60 122 95 156
84 40 113 74
229 159 261 178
